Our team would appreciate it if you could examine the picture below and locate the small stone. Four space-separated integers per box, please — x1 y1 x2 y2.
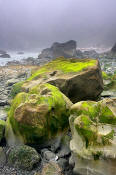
58 158 69 171
41 162 62 175
41 149 56 161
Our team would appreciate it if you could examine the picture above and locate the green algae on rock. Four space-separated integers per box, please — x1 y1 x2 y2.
6 83 72 146
70 99 116 147
10 81 24 98
102 71 116 98
69 98 116 175
8 145 40 170
27 57 97 81
102 71 110 80
22 57 103 103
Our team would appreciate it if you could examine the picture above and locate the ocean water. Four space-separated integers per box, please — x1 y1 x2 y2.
0 51 39 66
0 47 111 66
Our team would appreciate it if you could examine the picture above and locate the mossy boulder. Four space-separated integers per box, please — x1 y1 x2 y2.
69 98 116 175
8 145 40 170
22 57 103 103
102 71 116 98
0 120 5 142
6 83 72 146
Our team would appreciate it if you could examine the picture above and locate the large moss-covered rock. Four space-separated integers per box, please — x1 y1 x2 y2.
69 98 116 175
22 57 103 103
6 83 72 146
8 145 40 170
0 120 5 142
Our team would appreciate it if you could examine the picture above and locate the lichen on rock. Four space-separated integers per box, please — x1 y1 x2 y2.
8 145 40 170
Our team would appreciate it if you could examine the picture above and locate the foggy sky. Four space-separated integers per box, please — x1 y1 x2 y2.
0 0 116 50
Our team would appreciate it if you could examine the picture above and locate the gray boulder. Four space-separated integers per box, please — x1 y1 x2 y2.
0 53 11 58
6 60 20 66
111 43 116 53
83 50 99 58
38 40 77 59
21 57 40 65
76 49 84 58
99 43 116 59
41 149 57 161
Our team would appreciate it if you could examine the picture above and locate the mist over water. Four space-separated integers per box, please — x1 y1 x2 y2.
0 52 39 66
0 0 116 51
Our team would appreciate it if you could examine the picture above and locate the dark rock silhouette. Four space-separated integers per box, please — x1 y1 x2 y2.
38 40 77 59
0 53 11 58
111 43 116 53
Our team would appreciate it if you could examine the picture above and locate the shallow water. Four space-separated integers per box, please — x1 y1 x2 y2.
0 51 39 66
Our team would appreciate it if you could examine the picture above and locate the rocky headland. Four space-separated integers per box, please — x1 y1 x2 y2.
38 40 77 59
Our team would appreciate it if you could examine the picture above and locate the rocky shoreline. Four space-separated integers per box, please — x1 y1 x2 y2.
0 64 73 175
0 65 39 175
1 41 116 175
